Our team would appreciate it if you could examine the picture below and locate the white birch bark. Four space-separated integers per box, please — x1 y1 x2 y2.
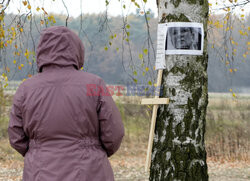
150 0 209 180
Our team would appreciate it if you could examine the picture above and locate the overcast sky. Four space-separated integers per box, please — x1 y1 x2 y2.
5 0 250 18
6 0 157 17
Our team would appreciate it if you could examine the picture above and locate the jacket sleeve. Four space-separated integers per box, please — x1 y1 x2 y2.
97 79 124 157
8 85 29 157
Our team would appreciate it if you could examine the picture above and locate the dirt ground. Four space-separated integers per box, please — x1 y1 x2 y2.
0 142 249 181
0 155 249 181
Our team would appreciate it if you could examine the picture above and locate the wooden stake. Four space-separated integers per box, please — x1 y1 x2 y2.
143 69 165 172
141 98 169 105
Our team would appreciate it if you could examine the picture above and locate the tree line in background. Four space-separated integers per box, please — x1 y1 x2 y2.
0 11 249 93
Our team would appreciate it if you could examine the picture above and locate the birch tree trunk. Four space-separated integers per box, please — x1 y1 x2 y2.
150 0 209 180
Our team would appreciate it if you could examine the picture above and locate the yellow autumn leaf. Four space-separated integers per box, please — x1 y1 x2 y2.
22 1 27 6
21 64 24 67
13 60 16 64
41 7 48 15
229 69 233 73
36 7 40 11
229 88 232 92
139 53 143 60
243 54 246 58
27 4 31 10
145 67 149 72
234 68 237 72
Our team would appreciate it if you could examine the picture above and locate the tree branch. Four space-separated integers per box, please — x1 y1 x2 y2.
61 0 69 27
211 0 250 11
0 0 11 14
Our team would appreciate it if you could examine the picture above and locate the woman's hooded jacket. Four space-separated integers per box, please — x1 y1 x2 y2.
8 26 124 181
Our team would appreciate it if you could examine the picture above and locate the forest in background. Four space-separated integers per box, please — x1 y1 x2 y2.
0 12 250 93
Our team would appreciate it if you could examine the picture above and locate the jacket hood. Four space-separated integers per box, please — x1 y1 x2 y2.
36 26 84 72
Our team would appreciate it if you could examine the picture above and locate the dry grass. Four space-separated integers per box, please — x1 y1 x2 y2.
0 93 249 180
206 95 250 162
1 93 249 162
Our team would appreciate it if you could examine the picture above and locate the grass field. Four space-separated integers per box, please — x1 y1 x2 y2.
0 93 249 180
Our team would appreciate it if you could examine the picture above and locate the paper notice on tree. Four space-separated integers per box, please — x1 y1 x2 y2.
165 22 204 55
155 23 167 70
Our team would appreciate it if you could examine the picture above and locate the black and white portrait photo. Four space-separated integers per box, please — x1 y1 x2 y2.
165 22 204 55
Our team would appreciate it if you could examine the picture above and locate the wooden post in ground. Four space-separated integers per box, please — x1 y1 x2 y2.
141 69 169 171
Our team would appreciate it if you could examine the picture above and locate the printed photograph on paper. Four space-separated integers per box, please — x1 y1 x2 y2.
165 22 204 55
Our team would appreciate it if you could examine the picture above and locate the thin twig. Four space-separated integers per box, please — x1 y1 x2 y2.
61 0 69 27
0 0 11 14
